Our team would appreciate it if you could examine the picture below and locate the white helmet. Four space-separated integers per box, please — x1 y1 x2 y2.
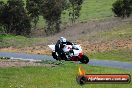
60 37 66 43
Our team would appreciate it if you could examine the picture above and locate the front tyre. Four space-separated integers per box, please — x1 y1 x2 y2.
80 55 89 64
52 52 58 60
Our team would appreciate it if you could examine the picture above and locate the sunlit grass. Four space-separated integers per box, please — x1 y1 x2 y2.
62 0 116 23
79 24 132 42
0 34 48 48
0 61 132 88
89 48 132 62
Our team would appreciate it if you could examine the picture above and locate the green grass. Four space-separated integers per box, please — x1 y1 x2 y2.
62 0 116 23
98 24 132 40
0 62 132 88
0 34 48 48
79 0 115 21
89 49 132 62
80 23 132 42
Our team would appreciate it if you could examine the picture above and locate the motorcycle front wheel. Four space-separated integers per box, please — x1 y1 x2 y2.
80 55 89 64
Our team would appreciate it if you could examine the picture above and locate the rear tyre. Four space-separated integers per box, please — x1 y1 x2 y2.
61 53 68 61
80 55 89 64
52 52 58 60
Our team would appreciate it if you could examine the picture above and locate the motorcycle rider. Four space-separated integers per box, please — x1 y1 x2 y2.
55 37 73 60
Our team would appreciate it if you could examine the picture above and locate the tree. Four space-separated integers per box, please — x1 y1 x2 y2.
112 0 132 18
40 0 67 35
0 1 7 33
0 0 31 36
26 0 41 29
0 1 5 25
68 0 84 23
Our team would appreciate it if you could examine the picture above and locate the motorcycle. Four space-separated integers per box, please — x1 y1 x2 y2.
48 43 89 64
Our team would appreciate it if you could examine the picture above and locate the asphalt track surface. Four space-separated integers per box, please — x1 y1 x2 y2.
0 52 132 70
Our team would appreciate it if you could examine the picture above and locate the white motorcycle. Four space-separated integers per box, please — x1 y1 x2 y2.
48 43 89 64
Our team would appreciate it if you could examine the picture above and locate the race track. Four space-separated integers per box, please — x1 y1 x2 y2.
0 52 132 70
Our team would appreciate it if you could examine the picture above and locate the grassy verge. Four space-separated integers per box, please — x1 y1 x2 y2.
89 49 132 62
0 34 47 48
0 61 131 88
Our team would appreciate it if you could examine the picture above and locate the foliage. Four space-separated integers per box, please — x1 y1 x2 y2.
1 0 116 36
112 0 132 18
68 0 84 23
26 0 41 28
0 0 31 36
0 1 7 33
40 0 67 35
26 0 84 35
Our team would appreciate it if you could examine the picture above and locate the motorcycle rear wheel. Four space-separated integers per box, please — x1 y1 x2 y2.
80 55 89 64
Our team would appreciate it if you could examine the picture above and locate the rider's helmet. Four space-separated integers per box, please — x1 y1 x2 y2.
60 37 67 43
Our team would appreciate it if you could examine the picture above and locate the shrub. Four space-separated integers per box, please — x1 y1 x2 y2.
112 0 132 18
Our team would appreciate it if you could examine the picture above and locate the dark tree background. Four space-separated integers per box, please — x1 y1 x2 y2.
112 0 132 18
68 0 84 23
40 0 67 35
1 0 132 36
0 1 6 33
0 0 31 36
0 0 84 36
26 0 41 29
